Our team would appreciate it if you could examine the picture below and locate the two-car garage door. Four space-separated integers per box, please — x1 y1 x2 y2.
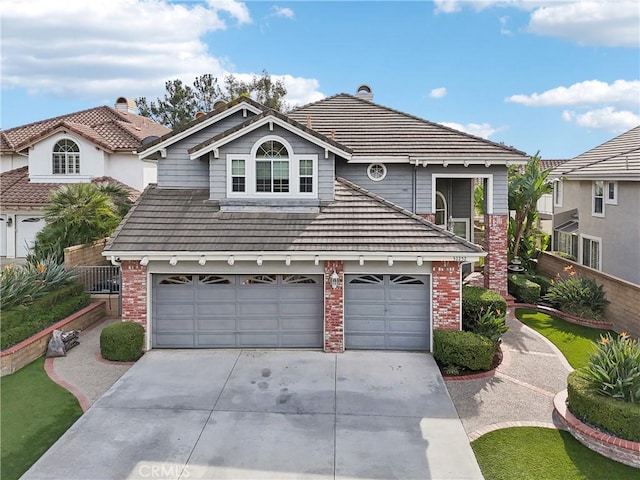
152 274 323 348
152 272 431 351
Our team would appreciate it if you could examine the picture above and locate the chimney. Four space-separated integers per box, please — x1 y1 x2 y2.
115 97 137 114
355 84 373 101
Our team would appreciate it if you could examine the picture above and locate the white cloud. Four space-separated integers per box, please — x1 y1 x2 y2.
429 87 447 99
499 16 512 35
271 6 294 19
0 0 323 106
562 107 640 132
439 122 505 139
432 1 640 47
507 80 640 108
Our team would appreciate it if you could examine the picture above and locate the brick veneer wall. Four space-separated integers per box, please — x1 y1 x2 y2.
537 252 640 338
324 260 344 353
0 301 106 376
432 261 461 330
64 238 110 268
121 260 147 327
484 214 508 297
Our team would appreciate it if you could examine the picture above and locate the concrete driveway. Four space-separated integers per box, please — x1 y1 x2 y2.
22 350 482 480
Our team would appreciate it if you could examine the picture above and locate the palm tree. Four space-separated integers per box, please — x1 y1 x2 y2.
508 153 552 264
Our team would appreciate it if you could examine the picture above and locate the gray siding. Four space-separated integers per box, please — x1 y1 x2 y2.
158 111 253 189
336 160 414 211
213 124 334 202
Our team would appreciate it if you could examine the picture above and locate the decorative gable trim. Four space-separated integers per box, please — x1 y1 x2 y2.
188 113 353 161
136 100 264 160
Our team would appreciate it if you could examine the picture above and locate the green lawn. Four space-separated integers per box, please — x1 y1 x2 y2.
472 427 640 480
515 308 617 368
1 357 83 480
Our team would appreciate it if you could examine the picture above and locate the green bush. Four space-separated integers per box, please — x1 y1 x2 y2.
472 308 509 345
528 274 551 296
100 322 144 362
544 276 609 320
0 284 90 350
433 329 495 371
567 370 640 442
508 274 541 304
462 286 507 331
581 333 640 403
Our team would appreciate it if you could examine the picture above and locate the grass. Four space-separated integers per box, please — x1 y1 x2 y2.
472 427 640 480
515 308 616 369
1 357 83 480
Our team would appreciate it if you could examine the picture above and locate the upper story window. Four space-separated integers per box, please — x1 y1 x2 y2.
605 181 618 205
52 139 80 174
592 181 604 217
553 180 563 207
226 136 317 198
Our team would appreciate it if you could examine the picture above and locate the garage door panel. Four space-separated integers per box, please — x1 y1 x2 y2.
196 334 237 347
387 336 428 350
237 288 277 301
197 303 236 315
238 318 279 330
157 304 195 316
238 303 278 315
347 319 386 332
280 317 323 330
387 320 429 333
345 289 383 301
280 333 323 346
386 303 428 316
387 288 427 301
197 318 236 331
238 333 280 346
155 318 195 331
196 289 235 302
347 335 386 349
344 304 384 316
154 334 196 348
156 289 195 302
280 303 322 316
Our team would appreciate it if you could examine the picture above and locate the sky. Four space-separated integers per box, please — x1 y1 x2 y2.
1 0 638 159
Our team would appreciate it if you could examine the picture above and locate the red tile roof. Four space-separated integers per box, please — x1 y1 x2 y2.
1 106 169 153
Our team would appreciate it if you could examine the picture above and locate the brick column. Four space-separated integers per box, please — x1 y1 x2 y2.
484 214 508 297
121 260 147 327
432 261 461 330
324 260 344 353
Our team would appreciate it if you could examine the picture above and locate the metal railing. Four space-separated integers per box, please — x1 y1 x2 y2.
72 266 121 294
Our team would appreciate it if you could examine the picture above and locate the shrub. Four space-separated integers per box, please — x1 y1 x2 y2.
581 333 640 404
0 284 90 350
472 308 508 346
528 274 551 296
543 276 609 320
567 370 640 442
462 286 507 331
433 329 495 371
508 274 541 304
100 322 144 362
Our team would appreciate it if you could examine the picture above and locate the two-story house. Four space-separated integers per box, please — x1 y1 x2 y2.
0 98 169 260
105 85 529 353
551 125 640 285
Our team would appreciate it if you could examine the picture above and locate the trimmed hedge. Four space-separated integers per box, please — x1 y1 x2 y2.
100 322 144 362
433 329 495 371
0 284 90 350
567 370 640 442
462 285 507 331
508 274 541 304
528 274 551 296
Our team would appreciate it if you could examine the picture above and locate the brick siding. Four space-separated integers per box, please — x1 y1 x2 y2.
324 260 344 353
121 260 147 327
484 214 508 297
432 261 461 330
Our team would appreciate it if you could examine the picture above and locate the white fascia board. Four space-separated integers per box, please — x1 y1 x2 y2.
563 174 640 182
136 102 264 160
412 156 528 166
348 156 410 164
103 250 485 263
189 116 353 161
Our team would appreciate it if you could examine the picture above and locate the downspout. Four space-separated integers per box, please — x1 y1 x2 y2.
412 165 417 213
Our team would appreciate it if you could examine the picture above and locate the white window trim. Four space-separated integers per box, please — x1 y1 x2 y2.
435 191 447 227
450 217 470 241
553 180 563 208
52 138 81 175
579 233 602 271
367 163 387 182
592 181 605 217
605 181 618 205
226 135 318 198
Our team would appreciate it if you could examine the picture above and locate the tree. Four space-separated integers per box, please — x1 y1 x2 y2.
31 183 132 263
136 70 288 129
508 153 552 265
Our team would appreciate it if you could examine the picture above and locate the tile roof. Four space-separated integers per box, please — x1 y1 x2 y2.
552 126 640 180
288 94 529 160
1 106 169 153
540 159 568 170
0 167 139 208
105 178 481 255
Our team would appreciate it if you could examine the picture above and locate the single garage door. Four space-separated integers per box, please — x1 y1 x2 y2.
152 273 323 348
345 274 430 351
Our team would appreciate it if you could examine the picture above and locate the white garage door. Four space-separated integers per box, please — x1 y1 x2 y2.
16 216 44 258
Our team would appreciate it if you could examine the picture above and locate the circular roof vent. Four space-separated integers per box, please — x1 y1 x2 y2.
355 84 373 101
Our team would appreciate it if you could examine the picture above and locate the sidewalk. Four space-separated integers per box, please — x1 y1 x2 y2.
45 309 574 442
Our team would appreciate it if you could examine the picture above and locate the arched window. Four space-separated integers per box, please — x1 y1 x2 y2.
256 140 289 193
52 139 80 174
435 191 447 227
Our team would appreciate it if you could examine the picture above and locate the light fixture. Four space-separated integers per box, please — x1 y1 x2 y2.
169 256 177 266
285 256 291 266
387 256 394 267
314 256 320 266
359 256 365 266
227 255 234 266
256 256 263 266
330 270 340 289
139 256 149 266
6 217 12 227
416 256 423 267
198 256 207 266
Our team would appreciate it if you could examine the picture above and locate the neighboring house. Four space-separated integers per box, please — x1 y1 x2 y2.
0 98 169 260
537 159 568 236
551 125 640 285
104 85 529 352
